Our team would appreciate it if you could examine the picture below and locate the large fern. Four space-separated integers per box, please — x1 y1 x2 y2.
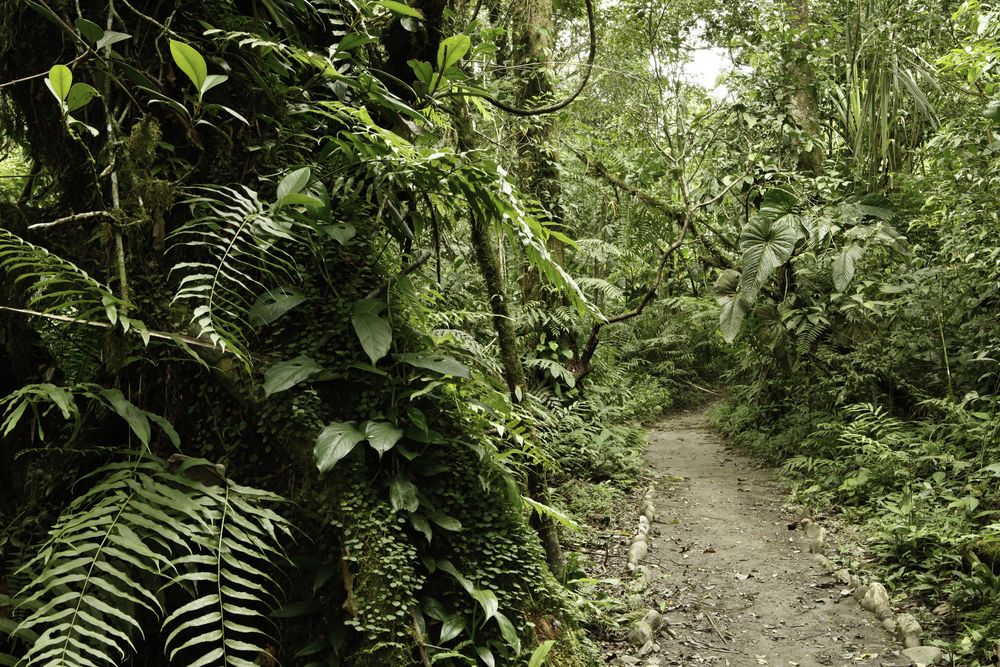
6 457 291 667
170 185 301 362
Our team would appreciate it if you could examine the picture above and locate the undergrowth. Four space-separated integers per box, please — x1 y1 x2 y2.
713 391 1000 664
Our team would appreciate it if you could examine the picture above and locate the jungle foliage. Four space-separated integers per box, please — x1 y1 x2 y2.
2 0 1000 663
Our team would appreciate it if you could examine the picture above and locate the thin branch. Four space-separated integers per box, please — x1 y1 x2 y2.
28 210 116 230
576 215 693 377
0 305 216 349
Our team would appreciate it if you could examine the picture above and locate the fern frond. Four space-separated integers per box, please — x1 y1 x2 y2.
7 458 291 667
576 276 624 303
0 229 144 337
171 185 301 362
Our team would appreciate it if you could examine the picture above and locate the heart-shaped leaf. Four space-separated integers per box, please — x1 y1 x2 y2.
364 420 403 456
314 421 365 472
352 300 392 365
389 475 419 512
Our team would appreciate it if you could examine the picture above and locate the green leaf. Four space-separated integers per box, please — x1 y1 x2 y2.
985 99 1000 123
321 223 356 244
437 34 471 72
364 420 403 456
389 475 419 512
471 589 498 621
475 645 496 667
314 421 365 472
494 612 521 654
169 39 208 92
65 82 100 112
718 295 748 344
410 513 432 541
96 30 131 50
528 640 555 667
739 215 798 299
437 560 473 593
429 512 462 533
352 300 392 365
249 288 307 326
439 613 465 643
277 192 324 209
395 352 470 378
832 244 863 291
372 0 425 18
46 64 72 103
277 167 311 201
75 18 104 43
199 73 228 97
263 355 324 396
713 269 741 304
99 388 151 447
409 59 433 85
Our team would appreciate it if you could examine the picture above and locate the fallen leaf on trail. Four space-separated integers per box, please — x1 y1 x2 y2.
704 546 717 553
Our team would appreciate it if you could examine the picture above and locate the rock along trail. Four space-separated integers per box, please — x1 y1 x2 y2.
619 408 909 667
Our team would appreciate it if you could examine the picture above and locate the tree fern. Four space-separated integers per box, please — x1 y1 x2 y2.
6 458 291 667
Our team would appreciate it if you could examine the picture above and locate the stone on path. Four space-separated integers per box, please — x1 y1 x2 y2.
900 645 945 666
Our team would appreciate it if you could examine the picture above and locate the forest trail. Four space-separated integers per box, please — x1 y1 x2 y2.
622 408 907 667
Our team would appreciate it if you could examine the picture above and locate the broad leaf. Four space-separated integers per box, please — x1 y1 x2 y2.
832 244 864 291
263 356 324 396
46 64 72 102
199 73 228 97
96 30 131 50
493 612 521 654
395 352 470 378
372 0 425 18
713 269 742 305
314 421 365 472
65 82 100 112
528 640 556 667
718 294 748 344
169 39 207 92
471 589 498 621
364 420 403 456
321 223 356 244
352 300 392 364
277 167 311 201
389 475 419 512
75 18 103 43
439 613 465 643
249 288 307 326
437 35 470 72
739 216 798 298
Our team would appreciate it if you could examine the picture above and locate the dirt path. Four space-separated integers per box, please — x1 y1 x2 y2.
620 408 906 667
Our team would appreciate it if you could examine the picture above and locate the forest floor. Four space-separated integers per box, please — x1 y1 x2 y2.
608 407 911 667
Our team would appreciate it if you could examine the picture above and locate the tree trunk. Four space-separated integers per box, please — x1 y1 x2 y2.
786 0 824 176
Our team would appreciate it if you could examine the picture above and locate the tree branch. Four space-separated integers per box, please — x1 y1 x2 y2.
576 214 693 377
